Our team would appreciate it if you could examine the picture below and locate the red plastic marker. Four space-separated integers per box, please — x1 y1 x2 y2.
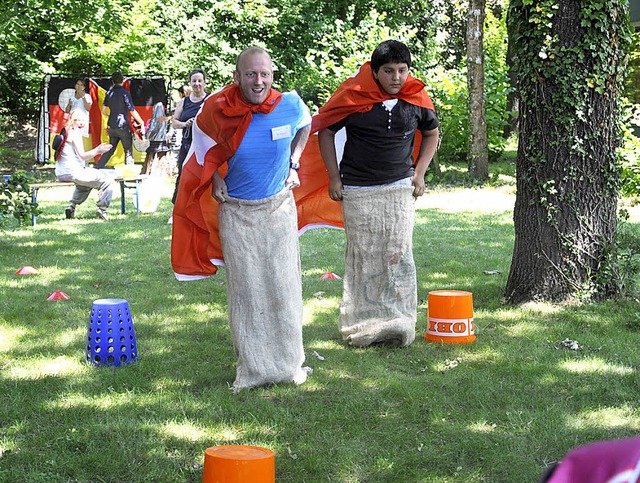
321 272 342 280
16 266 38 275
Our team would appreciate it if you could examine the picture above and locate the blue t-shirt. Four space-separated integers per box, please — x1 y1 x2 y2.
224 92 311 200
104 85 136 129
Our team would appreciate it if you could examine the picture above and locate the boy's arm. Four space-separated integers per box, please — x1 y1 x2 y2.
412 127 439 198
318 128 343 201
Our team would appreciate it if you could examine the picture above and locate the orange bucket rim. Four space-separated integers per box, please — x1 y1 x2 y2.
205 445 274 460
429 289 472 296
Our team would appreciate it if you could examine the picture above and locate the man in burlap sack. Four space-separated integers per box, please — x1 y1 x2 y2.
313 40 439 347
171 47 315 392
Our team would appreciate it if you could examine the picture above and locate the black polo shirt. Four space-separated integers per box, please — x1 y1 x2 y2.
327 100 438 186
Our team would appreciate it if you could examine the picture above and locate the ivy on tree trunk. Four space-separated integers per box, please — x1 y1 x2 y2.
505 0 631 303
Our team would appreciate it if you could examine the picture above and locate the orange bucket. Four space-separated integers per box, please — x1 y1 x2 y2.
425 290 475 344
202 445 275 483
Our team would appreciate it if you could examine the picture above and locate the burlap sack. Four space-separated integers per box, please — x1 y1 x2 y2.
339 184 417 347
219 189 311 392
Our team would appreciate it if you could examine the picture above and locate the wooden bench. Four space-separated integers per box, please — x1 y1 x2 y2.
30 175 148 226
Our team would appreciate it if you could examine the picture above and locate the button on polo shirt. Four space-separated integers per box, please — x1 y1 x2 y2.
328 100 438 186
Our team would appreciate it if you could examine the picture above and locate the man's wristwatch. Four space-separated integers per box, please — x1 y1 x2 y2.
290 161 300 171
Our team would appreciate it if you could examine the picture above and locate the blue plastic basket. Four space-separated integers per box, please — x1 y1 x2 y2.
86 298 138 367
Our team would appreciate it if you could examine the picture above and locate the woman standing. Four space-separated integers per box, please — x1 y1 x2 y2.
171 69 207 205
65 78 93 137
55 110 113 220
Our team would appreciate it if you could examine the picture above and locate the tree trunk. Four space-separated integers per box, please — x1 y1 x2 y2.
505 0 629 303
503 21 518 138
467 0 489 180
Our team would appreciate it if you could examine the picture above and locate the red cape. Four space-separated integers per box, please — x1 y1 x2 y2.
311 62 435 133
171 85 344 279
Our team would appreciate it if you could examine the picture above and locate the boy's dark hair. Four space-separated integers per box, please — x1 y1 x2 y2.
111 72 124 84
370 40 412 72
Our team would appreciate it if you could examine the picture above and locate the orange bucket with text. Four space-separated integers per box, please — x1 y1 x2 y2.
202 445 275 483
426 290 476 344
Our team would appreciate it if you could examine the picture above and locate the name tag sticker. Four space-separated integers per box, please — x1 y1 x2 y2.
271 125 291 141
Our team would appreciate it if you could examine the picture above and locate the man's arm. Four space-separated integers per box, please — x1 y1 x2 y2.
318 128 343 201
211 170 228 203
290 124 310 164
285 124 311 189
412 127 439 198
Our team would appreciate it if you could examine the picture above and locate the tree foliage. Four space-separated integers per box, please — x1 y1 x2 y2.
0 172 39 229
0 0 515 168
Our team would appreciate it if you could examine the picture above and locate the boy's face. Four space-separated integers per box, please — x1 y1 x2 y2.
373 62 409 95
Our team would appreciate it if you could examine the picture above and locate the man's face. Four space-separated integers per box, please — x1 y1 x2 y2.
373 62 410 95
234 52 273 105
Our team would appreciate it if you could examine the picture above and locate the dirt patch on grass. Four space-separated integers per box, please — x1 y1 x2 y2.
0 123 55 179
2 123 38 152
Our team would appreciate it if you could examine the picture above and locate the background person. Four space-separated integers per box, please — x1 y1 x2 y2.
177 84 192 99
96 72 145 168
65 78 92 138
170 69 207 205
142 101 171 175
54 110 114 220
314 39 439 347
171 47 312 392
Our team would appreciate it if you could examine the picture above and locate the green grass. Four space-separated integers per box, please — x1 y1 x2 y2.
1 176 640 482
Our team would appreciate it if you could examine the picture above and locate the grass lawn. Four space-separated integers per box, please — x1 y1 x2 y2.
1 169 639 482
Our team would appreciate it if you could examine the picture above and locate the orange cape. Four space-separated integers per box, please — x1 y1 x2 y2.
311 62 435 134
171 84 344 279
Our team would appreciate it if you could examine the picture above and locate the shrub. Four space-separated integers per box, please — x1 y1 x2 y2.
0 171 40 230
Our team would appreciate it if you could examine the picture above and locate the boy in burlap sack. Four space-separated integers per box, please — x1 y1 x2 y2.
313 40 439 347
171 47 324 392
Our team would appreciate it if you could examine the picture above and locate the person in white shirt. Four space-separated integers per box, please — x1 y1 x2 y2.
55 110 113 220
65 78 93 138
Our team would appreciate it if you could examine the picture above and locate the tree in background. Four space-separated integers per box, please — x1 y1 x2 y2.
426 3 510 165
0 0 513 175
466 0 489 179
505 0 632 303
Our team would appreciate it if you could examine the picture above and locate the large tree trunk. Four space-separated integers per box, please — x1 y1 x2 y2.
467 0 489 180
505 0 629 303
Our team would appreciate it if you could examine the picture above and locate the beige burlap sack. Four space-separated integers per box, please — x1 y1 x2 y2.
339 184 417 347
219 189 311 392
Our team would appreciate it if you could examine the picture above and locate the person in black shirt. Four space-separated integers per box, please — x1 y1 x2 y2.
315 40 439 347
96 72 145 168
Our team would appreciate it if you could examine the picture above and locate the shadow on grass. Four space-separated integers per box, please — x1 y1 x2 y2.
1 196 639 482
